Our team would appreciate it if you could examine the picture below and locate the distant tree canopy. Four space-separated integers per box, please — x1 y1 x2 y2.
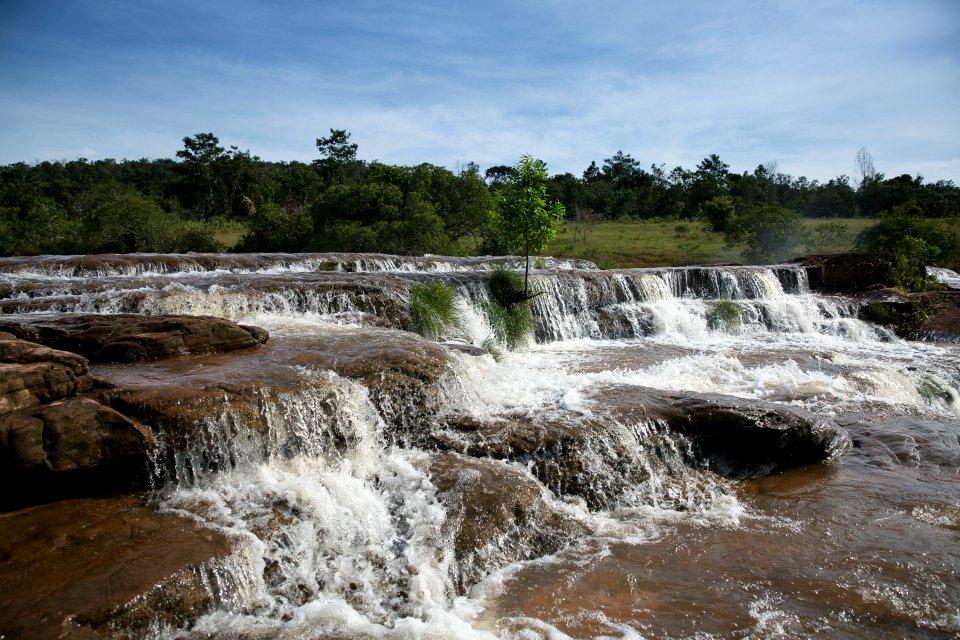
1 134 958 258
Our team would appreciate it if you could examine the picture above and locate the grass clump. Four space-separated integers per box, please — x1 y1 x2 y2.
707 299 742 333
409 280 461 340
478 266 536 351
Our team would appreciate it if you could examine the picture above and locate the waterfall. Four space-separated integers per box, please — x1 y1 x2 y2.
4 252 958 638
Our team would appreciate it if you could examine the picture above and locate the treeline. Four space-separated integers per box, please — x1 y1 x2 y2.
547 151 960 224
1 131 958 259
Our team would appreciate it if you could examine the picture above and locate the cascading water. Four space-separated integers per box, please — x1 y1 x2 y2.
1 253 958 639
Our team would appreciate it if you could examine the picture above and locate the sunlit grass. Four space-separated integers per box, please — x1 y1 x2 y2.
547 217 877 268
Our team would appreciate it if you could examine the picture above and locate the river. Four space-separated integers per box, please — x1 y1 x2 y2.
1 253 957 639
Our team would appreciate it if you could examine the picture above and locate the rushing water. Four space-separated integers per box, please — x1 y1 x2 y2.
1 254 958 639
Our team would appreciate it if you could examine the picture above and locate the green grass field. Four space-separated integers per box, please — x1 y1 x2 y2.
547 217 878 268
212 220 248 250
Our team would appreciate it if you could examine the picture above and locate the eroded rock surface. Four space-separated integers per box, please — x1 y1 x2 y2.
428 415 653 510
0 495 235 639
0 313 268 362
428 453 588 592
790 253 895 293
0 336 155 509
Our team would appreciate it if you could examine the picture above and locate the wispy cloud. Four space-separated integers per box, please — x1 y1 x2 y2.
1 0 957 182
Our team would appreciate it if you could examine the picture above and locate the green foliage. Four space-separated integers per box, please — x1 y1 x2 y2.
856 206 960 291
724 205 805 264
4 130 959 258
491 155 566 294
858 301 931 340
478 267 535 350
707 300 742 333
0 199 80 255
409 281 461 341
698 195 736 232
239 200 314 252
889 236 940 292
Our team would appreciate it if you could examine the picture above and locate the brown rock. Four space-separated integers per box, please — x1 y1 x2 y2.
0 314 268 362
94 329 450 457
428 453 588 592
0 361 81 414
0 398 155 509
790 252 895 293
0 495 235 639
428 414 652 510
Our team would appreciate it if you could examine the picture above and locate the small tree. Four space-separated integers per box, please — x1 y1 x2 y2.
490 155 565 297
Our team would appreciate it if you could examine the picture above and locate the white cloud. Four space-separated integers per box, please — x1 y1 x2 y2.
1 0 958 182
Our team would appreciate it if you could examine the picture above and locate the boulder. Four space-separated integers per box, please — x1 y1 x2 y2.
592 385 850 479
789 253 894 293
0 398 155 509
0 314 268 362
428 453 588 593
0 338 94 414
0 495 235 639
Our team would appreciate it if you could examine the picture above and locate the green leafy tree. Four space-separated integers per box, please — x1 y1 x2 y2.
491 155 566 296
175 133 227 219
724 205 804 264
314 129 362 184
699 194 736 232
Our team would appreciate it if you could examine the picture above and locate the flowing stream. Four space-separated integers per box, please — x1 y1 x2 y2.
1 253 958 639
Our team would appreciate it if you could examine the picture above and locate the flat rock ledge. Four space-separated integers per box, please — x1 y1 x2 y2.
0 495 236 640
0 313 268 363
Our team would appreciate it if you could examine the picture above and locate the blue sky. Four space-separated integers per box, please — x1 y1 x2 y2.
1 0 958 182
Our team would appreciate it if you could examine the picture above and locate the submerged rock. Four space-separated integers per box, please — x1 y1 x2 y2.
0 313 268 362
0 495 235 639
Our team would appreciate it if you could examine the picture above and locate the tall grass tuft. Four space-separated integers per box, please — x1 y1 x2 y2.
707 299 742 333
479 266 536 350
410 280 461 340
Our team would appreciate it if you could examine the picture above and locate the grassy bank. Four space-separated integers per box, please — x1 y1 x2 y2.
547 217 877 268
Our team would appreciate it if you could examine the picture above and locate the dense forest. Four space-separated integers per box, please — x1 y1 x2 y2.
2 131 959 271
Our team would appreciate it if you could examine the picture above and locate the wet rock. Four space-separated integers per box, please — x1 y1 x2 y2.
0 495 235 639
428 453 588 593
593 385 850 479
0 397 155 509
0 338 94 414
790 253 895 293
92 330 450 479
854 288 960 342
913 289 960 342
428 415 652 510
0 313 268 362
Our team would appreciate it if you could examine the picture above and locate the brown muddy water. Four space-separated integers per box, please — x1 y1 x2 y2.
1 254 958 639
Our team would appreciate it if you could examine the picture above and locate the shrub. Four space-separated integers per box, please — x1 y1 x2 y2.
856 207 959 291
409 281 461 340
